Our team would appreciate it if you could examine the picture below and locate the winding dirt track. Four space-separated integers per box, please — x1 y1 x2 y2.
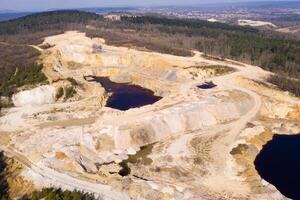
209 65 263 182
151 59 265 197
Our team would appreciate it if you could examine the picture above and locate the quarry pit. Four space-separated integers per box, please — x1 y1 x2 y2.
1 31 300 200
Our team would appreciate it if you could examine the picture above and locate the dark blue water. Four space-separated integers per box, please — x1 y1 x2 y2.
89 76 162 111
254 134 300 200
197 82 217 89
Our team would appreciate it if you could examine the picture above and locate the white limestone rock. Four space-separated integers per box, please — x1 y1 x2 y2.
13 85 56 107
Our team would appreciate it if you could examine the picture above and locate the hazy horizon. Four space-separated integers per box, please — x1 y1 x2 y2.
1 0 299 12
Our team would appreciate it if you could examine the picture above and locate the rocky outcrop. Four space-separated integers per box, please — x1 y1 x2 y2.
11 90 253 175
12 85 56 107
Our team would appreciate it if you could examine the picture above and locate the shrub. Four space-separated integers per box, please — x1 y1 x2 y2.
67 77 78 86
64 86 76 100
55 87 64 100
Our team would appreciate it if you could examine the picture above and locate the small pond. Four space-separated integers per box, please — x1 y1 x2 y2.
88 76 162 111
254 134 300 199
197 81 217 89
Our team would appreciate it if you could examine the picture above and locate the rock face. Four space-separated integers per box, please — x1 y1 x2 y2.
41 32 219 98
11 90 253 168
12 85 56 107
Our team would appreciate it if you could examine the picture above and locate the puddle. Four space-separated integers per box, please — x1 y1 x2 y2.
87 76 162 111
197 81 217 89
254 134 300 199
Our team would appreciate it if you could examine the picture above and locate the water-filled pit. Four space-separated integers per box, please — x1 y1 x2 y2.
197 81 217 89
87 76 162 111
254 134 300 199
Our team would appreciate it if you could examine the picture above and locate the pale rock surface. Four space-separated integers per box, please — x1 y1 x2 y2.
12 85 56 107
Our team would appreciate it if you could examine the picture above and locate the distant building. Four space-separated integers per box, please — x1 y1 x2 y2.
238 19 277 28
104 14 121 21
104 13 135 21
207 18 219 22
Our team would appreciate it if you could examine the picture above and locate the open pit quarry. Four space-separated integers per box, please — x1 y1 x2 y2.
1 31 300 200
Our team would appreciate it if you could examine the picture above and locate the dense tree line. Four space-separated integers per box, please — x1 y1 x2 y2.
120 16 300 80
230 34 299 72
0 10 103 35
0 152 9 200
121 16 258 33
0 44 40 83
0 11 300 97
22 188 96 200
0 64 48 97
0 43 46 110
268 75 300 97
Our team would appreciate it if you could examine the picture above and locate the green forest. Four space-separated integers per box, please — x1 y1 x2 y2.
0 152 9 200
0 64 47 97
0 10 102 35
121 16 300 79
22 188 96 200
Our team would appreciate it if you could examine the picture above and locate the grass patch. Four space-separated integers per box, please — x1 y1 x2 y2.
66 77 78 86
186 65 235 76
64 86 76 100
118 144 154 177
202 54 225 61
125 144 153 165
230 144 249 156
205 65 235 75
67 61 82 70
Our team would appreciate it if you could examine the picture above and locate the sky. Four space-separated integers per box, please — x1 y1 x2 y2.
0 0 296 12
